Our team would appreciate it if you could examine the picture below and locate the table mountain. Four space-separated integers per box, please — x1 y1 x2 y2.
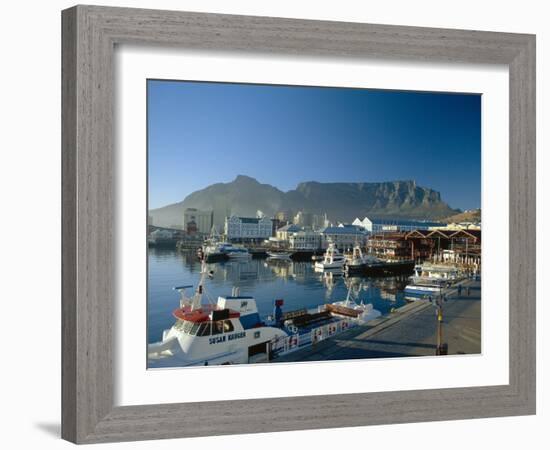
149 175 459 228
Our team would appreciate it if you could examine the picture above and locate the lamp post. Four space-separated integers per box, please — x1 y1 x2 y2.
430 292 448 355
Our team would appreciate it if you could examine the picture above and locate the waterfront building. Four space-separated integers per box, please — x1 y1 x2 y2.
402 230 436 260
320 225 367 251
367 232 413 260
353 216 444 233
288 230 322 250
403 229 481 260
353 217 374 232
276 223 302 241
183 208 213 234
225 216 274 242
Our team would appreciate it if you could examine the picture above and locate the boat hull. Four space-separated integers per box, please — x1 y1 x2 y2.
315 261 345 270
404 285 442 296
346 260 415 275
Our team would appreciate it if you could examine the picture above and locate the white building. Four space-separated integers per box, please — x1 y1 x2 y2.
352 217 373 232
353 216 442 233
288 230 322 250
183 208 213 234
276 223 302 241
225 216 274 242
320 225 367 250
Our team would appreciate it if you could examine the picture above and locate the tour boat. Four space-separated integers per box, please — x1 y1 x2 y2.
404 263 462 297
148 263 381 367
314 244 346 270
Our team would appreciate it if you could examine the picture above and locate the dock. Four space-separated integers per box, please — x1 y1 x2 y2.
273 279 481 362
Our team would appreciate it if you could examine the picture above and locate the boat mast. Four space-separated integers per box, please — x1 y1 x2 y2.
191 260 208 311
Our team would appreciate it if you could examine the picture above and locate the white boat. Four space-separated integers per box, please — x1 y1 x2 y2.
148 263 382 367
344 245 381 271
404 263 462 297
314 244 346 270
200 240 234 261
266 251 293 259
148 267 287 367
226 247 251 259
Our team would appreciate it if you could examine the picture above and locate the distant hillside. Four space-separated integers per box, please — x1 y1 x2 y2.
443 208 481 224
150 175 460 228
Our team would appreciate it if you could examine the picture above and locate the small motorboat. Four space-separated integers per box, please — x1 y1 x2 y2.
266 251 293 259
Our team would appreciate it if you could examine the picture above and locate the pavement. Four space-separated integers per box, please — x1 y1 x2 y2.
273 279 481 362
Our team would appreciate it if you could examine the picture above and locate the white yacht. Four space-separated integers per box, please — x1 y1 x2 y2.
314 244 346 270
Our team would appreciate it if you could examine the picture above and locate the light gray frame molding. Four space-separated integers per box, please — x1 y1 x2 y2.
62 5 536 444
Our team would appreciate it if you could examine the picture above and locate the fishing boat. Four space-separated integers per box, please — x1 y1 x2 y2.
314 244 345 270
266 250 293 259
404 263 462 297
148 263 381 367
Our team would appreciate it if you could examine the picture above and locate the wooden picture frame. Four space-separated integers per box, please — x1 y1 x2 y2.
61 5 536 444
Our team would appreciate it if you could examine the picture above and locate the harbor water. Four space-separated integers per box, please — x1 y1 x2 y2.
148 248 410 344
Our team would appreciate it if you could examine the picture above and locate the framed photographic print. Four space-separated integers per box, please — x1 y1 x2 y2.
62 5 536 444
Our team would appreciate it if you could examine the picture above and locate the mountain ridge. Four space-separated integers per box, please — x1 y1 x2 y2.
149 175 460 228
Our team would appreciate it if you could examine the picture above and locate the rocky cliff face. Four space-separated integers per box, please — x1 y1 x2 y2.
150 176 459 228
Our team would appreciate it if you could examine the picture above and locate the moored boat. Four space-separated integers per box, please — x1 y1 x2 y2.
344 245 414 275
266 250 294 259
226 246 252 259
344 245 382 272
404 263 462 297
314 244 345 270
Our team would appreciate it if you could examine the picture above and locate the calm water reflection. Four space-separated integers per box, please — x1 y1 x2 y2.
148 248 410 343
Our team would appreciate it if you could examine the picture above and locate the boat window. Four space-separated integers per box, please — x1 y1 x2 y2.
182 321 193 334
212 320 224 335
197 322 211 337
223 320 234 333
189 322 201 335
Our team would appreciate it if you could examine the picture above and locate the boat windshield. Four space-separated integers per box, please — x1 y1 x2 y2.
183 320 234 336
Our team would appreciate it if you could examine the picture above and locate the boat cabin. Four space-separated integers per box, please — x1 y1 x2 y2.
171 296 265 338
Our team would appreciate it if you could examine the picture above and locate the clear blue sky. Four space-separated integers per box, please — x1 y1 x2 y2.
148 80 481 211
